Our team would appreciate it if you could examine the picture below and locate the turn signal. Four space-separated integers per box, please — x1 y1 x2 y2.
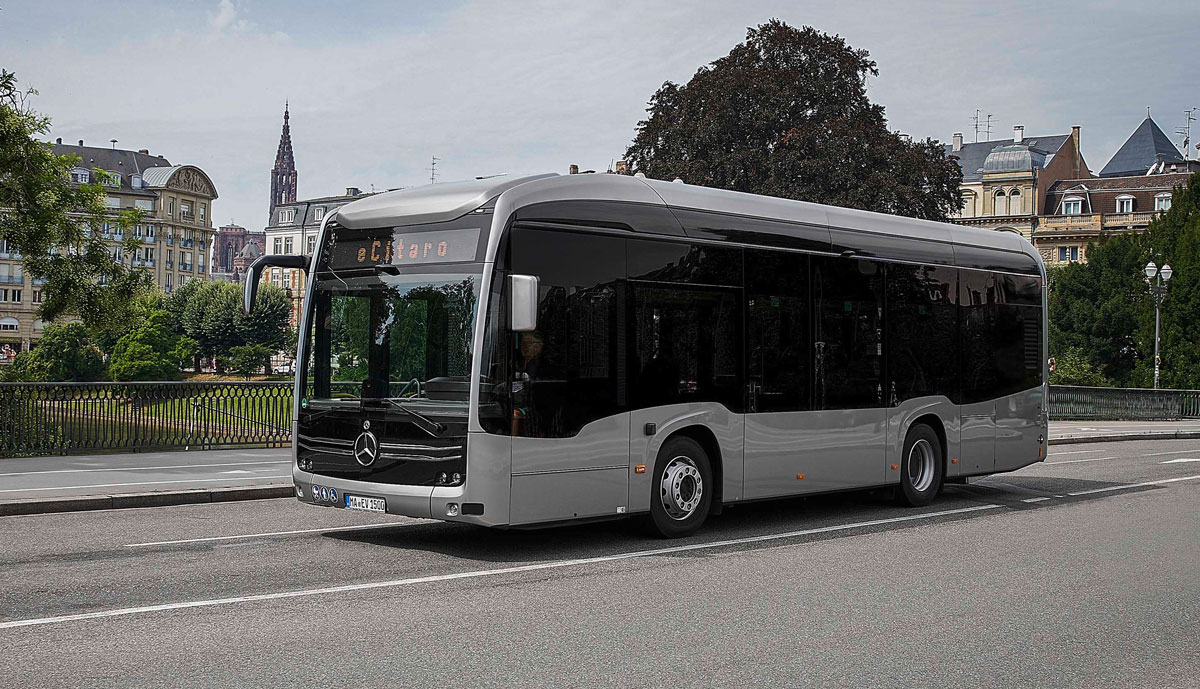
634 465 646 474
796 473 804 479
890 464 899 470
952 458 959 464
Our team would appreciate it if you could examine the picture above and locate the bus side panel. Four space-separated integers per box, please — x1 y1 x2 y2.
509 413 631 525
744 408 885 497
995 386 1044 472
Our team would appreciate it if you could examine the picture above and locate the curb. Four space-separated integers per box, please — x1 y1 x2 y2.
0 485 294 517
1049 431 1200 446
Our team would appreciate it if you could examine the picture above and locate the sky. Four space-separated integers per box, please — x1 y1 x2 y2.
2 0 1199 229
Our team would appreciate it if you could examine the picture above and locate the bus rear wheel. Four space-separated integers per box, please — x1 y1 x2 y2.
647 436 712 538
896 424 943 507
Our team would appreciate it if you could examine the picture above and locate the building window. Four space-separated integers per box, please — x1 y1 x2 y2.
70 169 90 184
103 171 120 187
993 190 1008 216
0 317 17 331
180 202 192 218
105 196 121 209
314 207 326 221
1062 197 1083 215
10 289 20 303
32 290 42 304
131 173 143 189
168 199 174 216
135 199 154 211
1009 188 1022 215
307 235 316 254
165 274 172 291
1058 246 1079 262
273 238 283 254
111 247 122 262
1155 193 1172 211
284 237 294 254
199 204 206 221
1116 195 1134 213
279 208 296 224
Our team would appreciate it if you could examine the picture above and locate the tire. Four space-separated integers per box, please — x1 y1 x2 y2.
646 436 713 538
896 424 944 507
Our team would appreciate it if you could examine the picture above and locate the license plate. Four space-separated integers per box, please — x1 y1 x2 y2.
345 495 386 513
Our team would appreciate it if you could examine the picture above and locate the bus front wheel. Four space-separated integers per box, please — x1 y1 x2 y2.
896 424 944 507
647 436 712 538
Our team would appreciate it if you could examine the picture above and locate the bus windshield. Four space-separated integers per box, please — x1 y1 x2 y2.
303 270 481 404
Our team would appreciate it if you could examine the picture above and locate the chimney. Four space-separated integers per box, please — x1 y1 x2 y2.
1013 125 1024 143
138 149 149 155
952 133 963 152
56 137 62 145
569 164 579 175
1071 125 1082 176
615 160 629 174
78 139 84 146
345 187 361 196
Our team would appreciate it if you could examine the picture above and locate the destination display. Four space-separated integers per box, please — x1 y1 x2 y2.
326 227 481 269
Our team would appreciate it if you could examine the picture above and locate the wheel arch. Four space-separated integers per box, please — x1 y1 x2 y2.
664 425 724 515
907 413 948 470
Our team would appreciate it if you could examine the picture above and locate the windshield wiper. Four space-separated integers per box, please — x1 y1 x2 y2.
364 398 445 438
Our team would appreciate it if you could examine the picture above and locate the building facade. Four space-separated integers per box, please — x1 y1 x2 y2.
211 223 266 283
0 140 218 358
946 125 1089 241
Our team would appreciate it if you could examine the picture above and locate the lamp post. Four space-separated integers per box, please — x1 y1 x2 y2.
1145 261 1173 389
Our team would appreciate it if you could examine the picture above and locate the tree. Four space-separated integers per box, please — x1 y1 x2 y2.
178 280 290 372
624 21 963 221
1049 348 1109 387
0 70 152 334
5 322 106 382
172 336 199 373
108 310 180 381
1049 173 1199 388
229 344 271 379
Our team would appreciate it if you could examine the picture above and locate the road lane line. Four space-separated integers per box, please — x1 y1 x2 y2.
1066 473 1200 496
0 461 290 478
0 504 1001 630
1022 497 1052 503
1045 457 1115 465
125 523 409 547
0 476 291 493
1146 449 1200 456
1161 458 1200 464
1047 449 1107 456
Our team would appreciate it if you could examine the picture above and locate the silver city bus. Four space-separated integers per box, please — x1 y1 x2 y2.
245 173 1048 537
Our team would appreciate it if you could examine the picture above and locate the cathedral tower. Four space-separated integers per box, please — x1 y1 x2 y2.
268 102 297 222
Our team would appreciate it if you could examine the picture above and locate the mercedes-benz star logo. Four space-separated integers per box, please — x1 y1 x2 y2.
353 430 379 467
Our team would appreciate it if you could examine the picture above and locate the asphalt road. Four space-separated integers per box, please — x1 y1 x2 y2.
2 439 1199 687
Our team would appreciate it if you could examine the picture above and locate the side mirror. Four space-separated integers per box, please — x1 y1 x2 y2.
509 274 539 332
244 254 310 313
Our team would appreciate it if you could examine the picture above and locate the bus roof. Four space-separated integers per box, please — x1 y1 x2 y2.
335 173 1043 276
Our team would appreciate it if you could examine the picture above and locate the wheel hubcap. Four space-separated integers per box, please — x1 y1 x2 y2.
659 455 703 521
907 439 935 493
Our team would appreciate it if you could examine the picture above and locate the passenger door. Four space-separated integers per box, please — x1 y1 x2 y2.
958 270 998 474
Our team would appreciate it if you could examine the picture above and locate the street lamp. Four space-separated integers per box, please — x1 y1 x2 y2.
1145 261 1173 389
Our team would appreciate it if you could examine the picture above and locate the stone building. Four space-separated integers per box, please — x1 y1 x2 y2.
211 223 266 283
945 125 1090 241
0 140 218 357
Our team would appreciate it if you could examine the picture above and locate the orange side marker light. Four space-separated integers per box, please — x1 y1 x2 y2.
951 458 959 464
890 464 899 470
634 465 646 474
796 474 804 479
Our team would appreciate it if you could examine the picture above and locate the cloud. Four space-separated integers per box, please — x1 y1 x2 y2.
209 0 248 33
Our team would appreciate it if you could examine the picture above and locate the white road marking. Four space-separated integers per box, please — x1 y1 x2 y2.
125 523 407 548
1045 457 1115 465
1 504 1001 630
1066 473 1200 497
1022 496 1052 503
1161 458 1200 464
0 461 290 478
0 476 291 494
1047 449 1107 456
219 470 254 475
1146 449 1200 456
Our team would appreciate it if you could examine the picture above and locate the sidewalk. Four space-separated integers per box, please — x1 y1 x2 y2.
5 421 1200 516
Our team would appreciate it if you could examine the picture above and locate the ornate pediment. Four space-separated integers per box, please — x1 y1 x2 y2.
166 166 217 198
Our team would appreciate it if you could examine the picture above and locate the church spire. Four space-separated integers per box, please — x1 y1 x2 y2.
269 102 298 223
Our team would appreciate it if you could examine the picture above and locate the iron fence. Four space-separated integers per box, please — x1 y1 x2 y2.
3 381 1200 457
0 381 293 457
1048 385 1200 421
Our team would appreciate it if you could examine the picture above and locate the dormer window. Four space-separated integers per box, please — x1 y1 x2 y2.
313 207 326 221
1155 193 1172 211
102 171 120 187
1115 195 1134 214
279 208 296 224
70 168 90 184
1062 196 1083 215
131 173 143 189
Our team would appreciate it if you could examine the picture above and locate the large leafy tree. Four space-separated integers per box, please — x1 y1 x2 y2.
4 322 106 382
624 20 963 221
108 310 181 381
1049 173 1199 388
178 280 290 371
0 70 151 331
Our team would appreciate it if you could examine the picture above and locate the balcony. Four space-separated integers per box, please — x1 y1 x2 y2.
32 278 45 286
132 259 156 268
181 263 193 272
198 265 206 274
166 260 174 269
180 239 195 248
1036 214 1103 232
1102 211 1160 229
112 232 125 241
0 275 24 285
166 237 175 246
141 236 156 244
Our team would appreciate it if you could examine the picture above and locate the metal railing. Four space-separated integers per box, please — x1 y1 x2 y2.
0 381 293 457
1048 385 1200 421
